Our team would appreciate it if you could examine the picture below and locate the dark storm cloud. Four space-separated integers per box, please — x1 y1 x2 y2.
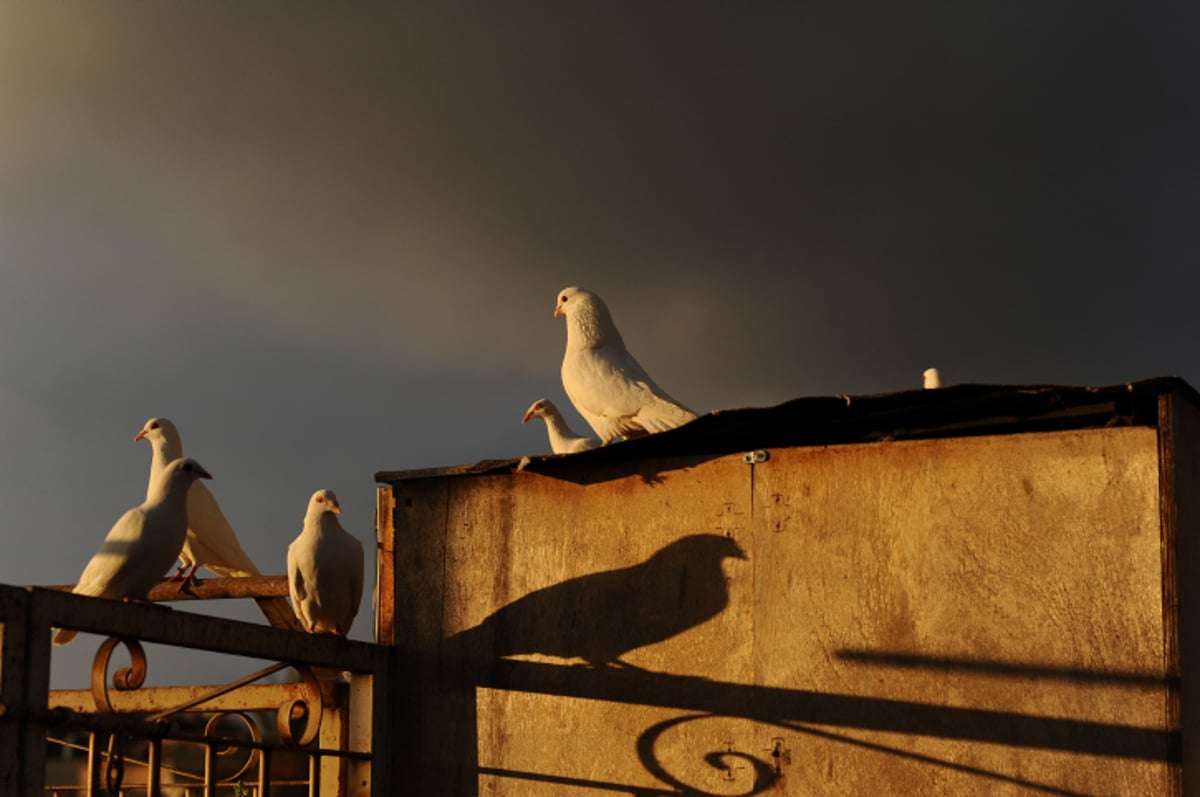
5 4 1197 401
2 3 1198 686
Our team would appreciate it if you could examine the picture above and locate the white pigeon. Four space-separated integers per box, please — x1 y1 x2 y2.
53 458 213 646
522 397 600 454
287 489 364 636
554 286 698 444
923 368 942 389
136 417 260 582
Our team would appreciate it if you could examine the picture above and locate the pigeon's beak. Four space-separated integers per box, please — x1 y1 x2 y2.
553 304 563 318
197 466 213 480
331 502 342 514
134 430 147 442
522 410 534 424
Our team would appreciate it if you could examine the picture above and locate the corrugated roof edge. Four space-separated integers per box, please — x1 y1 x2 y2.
375 376 1198 484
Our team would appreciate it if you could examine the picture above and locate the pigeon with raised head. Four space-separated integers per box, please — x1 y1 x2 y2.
923 368 942 389
53 458 213 646
554 286 698 444
287 489 364 636
136 417 259 582
522 397 600 454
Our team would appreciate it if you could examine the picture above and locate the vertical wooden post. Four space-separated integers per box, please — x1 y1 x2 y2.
20 588 52 797
375 486 396 648
0 588 28 794
318 696 348 793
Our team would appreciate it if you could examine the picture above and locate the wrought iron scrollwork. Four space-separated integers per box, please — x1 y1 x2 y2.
90 637 148 714
276 665 324 747
204 711 264 783
71 636 332 793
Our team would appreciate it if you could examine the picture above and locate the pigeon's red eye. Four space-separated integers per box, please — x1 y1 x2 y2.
560 295 567 303
150 422 159 430
316 496 324 503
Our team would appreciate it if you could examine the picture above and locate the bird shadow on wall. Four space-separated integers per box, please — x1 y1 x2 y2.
444 533 746 671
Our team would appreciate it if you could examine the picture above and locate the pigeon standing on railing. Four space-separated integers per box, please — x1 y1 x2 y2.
287 489 364 636
522 397 600 454
136 417 260 584
554 286 698 444
53 458 213 646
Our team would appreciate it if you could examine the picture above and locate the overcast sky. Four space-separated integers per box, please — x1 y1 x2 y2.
2 3 1197 687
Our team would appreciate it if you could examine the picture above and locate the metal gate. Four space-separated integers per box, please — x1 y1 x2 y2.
0 583 395 796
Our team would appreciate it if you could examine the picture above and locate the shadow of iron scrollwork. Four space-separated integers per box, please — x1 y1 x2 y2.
636 714 779 796
636 712 1100 797
460 660 1175 796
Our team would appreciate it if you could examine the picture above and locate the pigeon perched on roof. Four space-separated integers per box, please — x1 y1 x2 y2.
554 286 698 444
923 368 942 389
53 458 212 646
136 417 259 583
287 489 364 636
522 397 600 454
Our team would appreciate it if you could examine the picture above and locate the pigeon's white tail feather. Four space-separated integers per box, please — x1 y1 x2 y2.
180 483 262 577
630 398 698 436
140 419 260 579
52 628 78 646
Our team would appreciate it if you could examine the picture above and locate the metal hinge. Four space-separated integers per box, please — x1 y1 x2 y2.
742 450 769 465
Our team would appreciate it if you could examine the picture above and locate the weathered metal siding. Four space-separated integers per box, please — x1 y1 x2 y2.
1162 389 1200 794
383 426 1176 795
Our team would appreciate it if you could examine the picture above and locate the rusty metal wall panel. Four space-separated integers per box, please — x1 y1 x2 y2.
390 479 449 654
457 454 754 795
388 427 1176 795
439 454 752 671
750 429 1168 795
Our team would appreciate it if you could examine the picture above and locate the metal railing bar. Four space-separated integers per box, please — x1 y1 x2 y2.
32 706 371 759
146 662 289 722
146 737 161 796
87 730 101 797
50 683 308 715
39 780 317 792
48 734 206 784
258 745 270 797
203 741 216 797
21 586 385 673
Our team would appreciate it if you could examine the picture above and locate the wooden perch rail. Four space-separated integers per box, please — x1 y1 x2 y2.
41 575 302 631
44 575 288 601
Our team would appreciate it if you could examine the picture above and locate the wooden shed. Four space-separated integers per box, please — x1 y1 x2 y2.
374 378 1200 795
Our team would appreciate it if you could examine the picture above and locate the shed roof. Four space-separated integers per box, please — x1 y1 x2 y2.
375 377 1199 484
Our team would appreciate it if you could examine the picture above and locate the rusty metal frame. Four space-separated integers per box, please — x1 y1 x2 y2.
0 584 396 796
